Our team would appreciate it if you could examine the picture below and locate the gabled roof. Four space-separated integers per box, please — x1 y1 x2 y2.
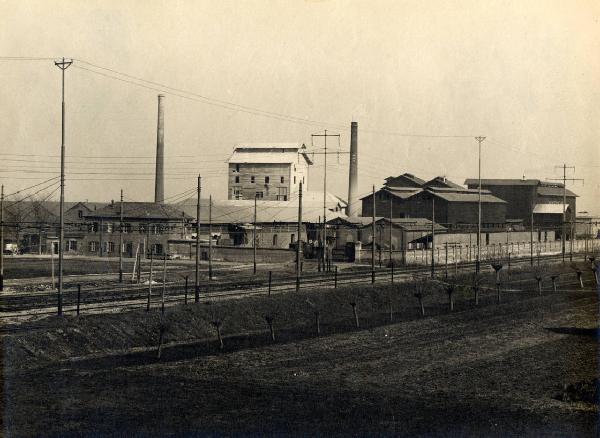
537 184 577 197
328 216 445 232
418 188 506 204
178 198 345 224
227 142 313 165
424 176 464 190
384 173 426 187
85 202 191 220
464 178 541 186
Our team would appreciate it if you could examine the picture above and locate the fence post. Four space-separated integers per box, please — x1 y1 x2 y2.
444 244 448 279
76 284 81 316
334 265 338 289
184 275 188 305
391 262 394 283
268 271 272 296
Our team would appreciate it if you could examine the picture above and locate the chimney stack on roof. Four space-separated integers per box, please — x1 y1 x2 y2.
347 121 359 216
155 94 165 203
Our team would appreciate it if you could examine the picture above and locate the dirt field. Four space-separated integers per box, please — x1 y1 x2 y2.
3 264 598 437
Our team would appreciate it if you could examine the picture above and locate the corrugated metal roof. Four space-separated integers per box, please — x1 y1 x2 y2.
533 204 565 214
424 177 465 190
384 173 426 186
86 202 192 220
234 142 304 149
464 178 540 186
178 198 345 224
537 186 577 197
227 151 304 164
427 190 506 203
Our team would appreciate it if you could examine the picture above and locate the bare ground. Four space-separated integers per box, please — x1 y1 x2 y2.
2 273 599 437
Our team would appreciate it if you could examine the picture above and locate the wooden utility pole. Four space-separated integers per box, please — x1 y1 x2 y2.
54 57 72 316
0 185 3 291
371 185 376 283
311 130 340 273
475 136 485 274
253 194 257 274
195 175 201 302
119 189 124 283
431 196 436 278
208 195 213 280
296 182 303 292
548 164 583 262
530 209 534 266
389 197 393 264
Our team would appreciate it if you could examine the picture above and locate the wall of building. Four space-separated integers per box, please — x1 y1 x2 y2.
228 163 294 201
167 242 296 264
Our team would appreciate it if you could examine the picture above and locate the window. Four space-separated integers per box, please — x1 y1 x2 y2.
235 163 240 172
235 176 240 183
88 241 98 252
90 222 99 232
255 191 264 199
485 233 490 245
290 233 295 243
276 187 288 201
78 210 83 218
233 188 242 200
139 223 147 234
294 176 296 184
103 241 115 253
102 223 114 233
68 240 77 251
251 176 255 183
280 176 284 183
122 223 131 233
272 234 278 247
152 243 163 255
265 176 270 184
302 176 305 184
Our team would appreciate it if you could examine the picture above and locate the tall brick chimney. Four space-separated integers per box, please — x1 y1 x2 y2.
347 121 359 216
154 94 165 203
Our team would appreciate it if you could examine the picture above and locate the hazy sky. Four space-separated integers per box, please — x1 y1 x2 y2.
1 0 599 213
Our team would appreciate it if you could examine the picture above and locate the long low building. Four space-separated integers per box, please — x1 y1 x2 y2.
361 174 507 229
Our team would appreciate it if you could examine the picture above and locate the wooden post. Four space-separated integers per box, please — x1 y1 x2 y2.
296 182 303 292
195 175 201 302
350 302 359 328
334 265 338 289
391 262 394 283
371 185 376 284
315 311 320 335
265 315 275 342
76 284 81 316
268 271 272 296
551 275 558 293
147 251 153 311
496 282 501 304
184 275 188 305
161 254 167 315
444 243 448 279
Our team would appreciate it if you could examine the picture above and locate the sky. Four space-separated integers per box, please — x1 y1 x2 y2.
1 0 599 214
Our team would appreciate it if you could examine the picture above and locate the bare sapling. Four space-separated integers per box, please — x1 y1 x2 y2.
305 298 320 335
550 274 559 293
156 313 169 360
413 275 428 317
471 272 482 306
491 263 503 285
211 320 224 350
349 302 359 328
533 265 547 296
570 262 584 289
264 314 275 342
445 284 455 312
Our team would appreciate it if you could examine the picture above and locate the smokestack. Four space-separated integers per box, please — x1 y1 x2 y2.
347 121 359 216
154 94 165 203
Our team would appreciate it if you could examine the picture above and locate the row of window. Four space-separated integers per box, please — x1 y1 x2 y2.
87 241 164 254
88 223 178 234
232 187 288 201
233 175 305 185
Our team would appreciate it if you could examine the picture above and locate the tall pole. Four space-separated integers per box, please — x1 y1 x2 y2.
371 185 376 283
208 195 213 280
119 188 124 283
530 208 534 266
253 194 257 274
562 163 566 262
54 57 72 316
431 196 435 278
389 196 393 264
475 136 485 274
323 130 327 272
296 182 303 292
195 175 201 302
0 185 4 291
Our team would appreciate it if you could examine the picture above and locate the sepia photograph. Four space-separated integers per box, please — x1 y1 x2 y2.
1 0 599 436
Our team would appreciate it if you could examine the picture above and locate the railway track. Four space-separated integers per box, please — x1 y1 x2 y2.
1 252 596 318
